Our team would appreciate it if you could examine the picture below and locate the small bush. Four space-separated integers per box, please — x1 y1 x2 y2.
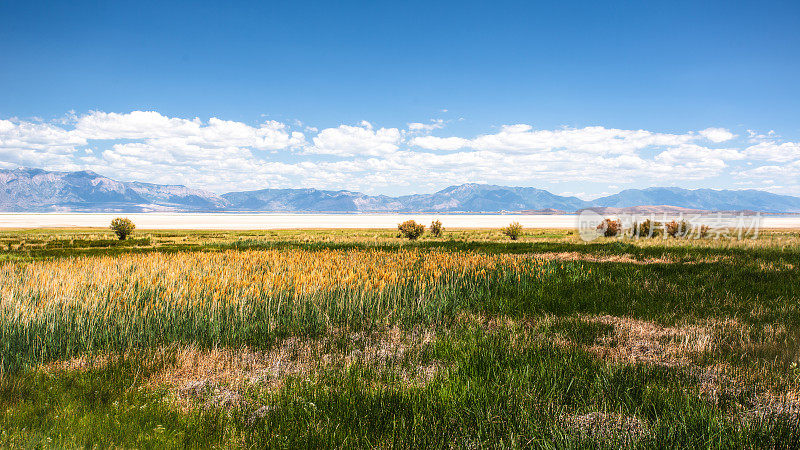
429 219 444 237
501 222 523 240
110 218 136 241
637 219 663 238
597 219 622 237
666 220 691 238
633 219 712 239
397 220 425 240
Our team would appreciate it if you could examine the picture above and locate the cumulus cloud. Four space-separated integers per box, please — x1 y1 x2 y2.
307 123 402 157
412 125 695 154
1 110 798 194
0 118 87 168
743 141 800 163
410 136 470 151
74 111 305 149
699 127 736 143
407 119 445 132
655 144 743 166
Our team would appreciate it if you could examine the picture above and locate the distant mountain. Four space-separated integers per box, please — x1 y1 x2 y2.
222 183 591 212
2 168 800 213
394 184 591 212
579 205 708 215
578 205 762 216
222 188 402 212
0 168 229 212
593 187 800 214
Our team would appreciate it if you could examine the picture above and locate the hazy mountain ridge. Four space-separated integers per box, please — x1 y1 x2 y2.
593 187 800 213
220 183 591 212
220 188 401 212
392 184 591 212
2 168 800 213
0 168 229 212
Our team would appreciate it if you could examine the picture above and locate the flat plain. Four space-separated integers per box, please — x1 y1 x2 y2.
0 227 799 448
2 213 800 230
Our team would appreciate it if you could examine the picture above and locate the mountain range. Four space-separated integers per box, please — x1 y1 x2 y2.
2 168 800 214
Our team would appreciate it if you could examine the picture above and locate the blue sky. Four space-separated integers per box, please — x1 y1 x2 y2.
1 0 799 197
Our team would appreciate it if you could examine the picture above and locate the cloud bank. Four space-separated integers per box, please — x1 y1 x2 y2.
1 110 798 195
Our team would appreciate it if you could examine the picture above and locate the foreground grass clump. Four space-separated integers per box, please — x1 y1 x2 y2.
0 228 799 447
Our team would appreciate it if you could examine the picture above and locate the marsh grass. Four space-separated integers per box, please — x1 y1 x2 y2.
3 324 798 448
0 228 798 447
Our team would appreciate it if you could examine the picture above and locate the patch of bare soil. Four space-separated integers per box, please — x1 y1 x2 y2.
585 315 712 367
147 327 441 411
581 315 800 423
696 364 800 422
563 411 650 444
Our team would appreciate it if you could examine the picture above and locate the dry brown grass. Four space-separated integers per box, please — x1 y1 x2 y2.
582 316 800 422
563 411 650 444
533 251 682 264
40 354 118 373
34 311 800 424
528 250 792 266
586 315 713 367
145 327 441 410
458 311 800 425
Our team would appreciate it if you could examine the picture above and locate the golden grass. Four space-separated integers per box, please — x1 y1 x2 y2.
0 248 554 320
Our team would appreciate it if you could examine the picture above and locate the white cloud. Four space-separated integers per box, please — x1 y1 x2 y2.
747 129 778 142
0 119 85 151
655 144 743 165
1 111 799 195
410 136 470 151
407 119 445 132
307 123 401 157
74 111 304 150
699 127 736 143
743 141 800 163
413 125 696 154
75 111 201 140
0 118 87 168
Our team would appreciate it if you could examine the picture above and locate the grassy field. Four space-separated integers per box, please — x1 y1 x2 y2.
0 227 799 448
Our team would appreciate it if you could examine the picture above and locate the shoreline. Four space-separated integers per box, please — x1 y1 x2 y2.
1 213 799 230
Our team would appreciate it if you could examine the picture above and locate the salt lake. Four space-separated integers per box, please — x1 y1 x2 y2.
1 213 799 229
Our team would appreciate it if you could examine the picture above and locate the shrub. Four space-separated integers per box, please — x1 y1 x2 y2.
110 217 136 240
597 219 622 237
501 222 523 240
666 220 690 238
397 220 425 240
429 219 444 237
637 219 663 238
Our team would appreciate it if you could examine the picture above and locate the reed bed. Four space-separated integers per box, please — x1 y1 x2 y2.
0 248 586 375
1 231 799 447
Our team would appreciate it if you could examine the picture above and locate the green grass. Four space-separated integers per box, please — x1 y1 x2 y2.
0 228 798 448
3 326 797 448
0 352 231 448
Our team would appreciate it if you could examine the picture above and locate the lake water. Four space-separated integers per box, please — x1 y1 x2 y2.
1 213 799 229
